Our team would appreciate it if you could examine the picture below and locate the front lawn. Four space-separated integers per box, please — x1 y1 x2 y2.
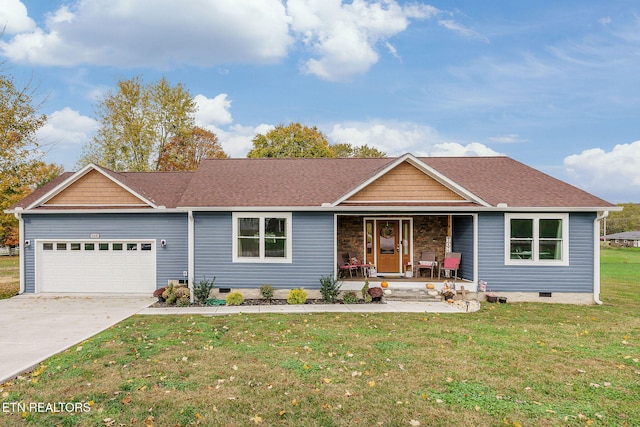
0 248 638 426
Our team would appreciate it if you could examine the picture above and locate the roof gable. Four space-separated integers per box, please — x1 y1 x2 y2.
27 164 156 209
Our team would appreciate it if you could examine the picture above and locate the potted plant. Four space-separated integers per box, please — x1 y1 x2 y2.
440 282 455 301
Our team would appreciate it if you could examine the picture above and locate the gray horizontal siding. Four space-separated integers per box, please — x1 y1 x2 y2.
477 212 595 293
452 215 474 280
22 213 188 292
194 212 334 289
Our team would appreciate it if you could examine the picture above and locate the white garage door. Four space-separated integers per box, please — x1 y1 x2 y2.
36 240 156 293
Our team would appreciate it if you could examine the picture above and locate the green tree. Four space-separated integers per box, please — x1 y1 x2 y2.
330 142 386 158
0 67 57 246
79 76 196 171
605 203 640 235
247 122 334 158
157 126 227 171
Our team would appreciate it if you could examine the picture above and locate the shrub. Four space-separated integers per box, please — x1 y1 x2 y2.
342 291 359 304
226 291 244 306
287 288 308 304
162 284 174 300
175 287 190 299
319 275 342 303
259 284 274 300
194 276 216 304
177 296 191 307
361 279 372 303
368 287 383 300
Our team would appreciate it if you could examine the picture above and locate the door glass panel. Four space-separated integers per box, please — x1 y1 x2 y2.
141 243 152 251
366 221 373 256
379 223 395 254
84 243 95 250
99 243 109 251
56 243 67 250
70 243 81 251
127 243 138 251
43 243 53 251
112 243 123 251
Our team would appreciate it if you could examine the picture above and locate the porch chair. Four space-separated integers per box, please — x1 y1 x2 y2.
415 251 437 278
348 252 369 277
339 252 359 278
439 252 461 282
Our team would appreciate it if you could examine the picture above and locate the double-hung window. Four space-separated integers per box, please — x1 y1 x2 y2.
505 213 569 265
232 212 292 263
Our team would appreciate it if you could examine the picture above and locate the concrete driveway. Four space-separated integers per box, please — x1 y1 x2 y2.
0 294 154 384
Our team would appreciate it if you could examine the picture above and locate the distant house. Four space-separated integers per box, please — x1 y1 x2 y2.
603 231 640 248
6 154 619 304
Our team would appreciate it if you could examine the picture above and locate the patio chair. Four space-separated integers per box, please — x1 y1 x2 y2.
415 251 437 278
348 252 369 277
439 252 461 282
339 252 359 278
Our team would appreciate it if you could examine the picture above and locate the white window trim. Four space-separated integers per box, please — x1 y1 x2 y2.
504 213 569 266
232 212 292 263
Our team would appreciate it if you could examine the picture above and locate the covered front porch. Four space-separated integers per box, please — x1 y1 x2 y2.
335 214 477 291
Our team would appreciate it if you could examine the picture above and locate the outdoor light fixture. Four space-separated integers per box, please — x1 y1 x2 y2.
160 239 167 247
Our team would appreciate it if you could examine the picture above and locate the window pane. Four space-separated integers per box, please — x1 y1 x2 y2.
510 240 532 259
265 218 286 237
56 243 67 250
84 243 95 250
99 243 109 251
366 221 373 255
239 218 259 237
265 238 286 258
43 243 53 251
127 243 138 251
540 219 562 239
238 237 259 257
70 243 81 251
112 243 123 251
540 240 561 260
141 243 152 251
511 219 533 238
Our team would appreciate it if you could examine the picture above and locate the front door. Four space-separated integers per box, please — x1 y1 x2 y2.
376 220 400 273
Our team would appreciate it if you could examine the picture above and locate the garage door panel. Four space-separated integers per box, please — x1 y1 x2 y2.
37 240 156 293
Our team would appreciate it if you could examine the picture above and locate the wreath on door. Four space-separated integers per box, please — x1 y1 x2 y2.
380 224 394 239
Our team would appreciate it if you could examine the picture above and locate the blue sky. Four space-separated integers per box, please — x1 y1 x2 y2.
1 0 639 203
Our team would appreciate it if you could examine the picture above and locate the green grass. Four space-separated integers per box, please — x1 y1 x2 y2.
0 248 639 426
0 256 19 299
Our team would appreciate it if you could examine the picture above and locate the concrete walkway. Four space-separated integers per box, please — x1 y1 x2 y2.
0 294 154 384
138 299 479 315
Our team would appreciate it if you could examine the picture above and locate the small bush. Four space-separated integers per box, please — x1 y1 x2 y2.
259 284 274 300
162 284 174 300
153 286 167 300
319 275 342 303
287 288 308 304
226 291 244 306
177 296 191 307
194 276 216 304
175 287 190 299
165 293 177 305
361 279 372 303
342 291 359 304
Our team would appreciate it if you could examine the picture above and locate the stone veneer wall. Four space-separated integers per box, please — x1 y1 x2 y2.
412 216 448 267
337 215 449 266
336 216 365 262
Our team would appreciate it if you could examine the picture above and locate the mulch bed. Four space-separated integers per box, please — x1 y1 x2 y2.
151 298 385 308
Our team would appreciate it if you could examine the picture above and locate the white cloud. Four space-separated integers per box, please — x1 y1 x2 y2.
204 123 274 158
430 142 502 157
0 0 292 67
564 141 640 202
437 19 489 43
0 0 35 34
194 94 233 126
327 120 500 157
37 107 99 148
488 134 527 144
288 0 439 81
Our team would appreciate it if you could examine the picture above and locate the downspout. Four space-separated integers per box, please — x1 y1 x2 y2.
188 210 195 303
593 210 609 305
14 210 25 294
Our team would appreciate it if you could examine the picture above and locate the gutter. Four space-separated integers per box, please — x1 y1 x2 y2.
593 210 609 305
13 210 25 294
188 210 195 303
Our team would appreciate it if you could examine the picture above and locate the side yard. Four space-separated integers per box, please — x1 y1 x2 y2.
0 256 19 299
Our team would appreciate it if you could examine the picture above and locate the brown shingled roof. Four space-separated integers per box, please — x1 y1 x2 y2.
10 156 615 211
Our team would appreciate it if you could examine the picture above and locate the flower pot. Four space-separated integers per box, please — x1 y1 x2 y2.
486 295 498 303
498 297 508 304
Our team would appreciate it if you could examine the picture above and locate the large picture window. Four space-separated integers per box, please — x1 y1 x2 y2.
232 213 292 263
505 213 569 265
